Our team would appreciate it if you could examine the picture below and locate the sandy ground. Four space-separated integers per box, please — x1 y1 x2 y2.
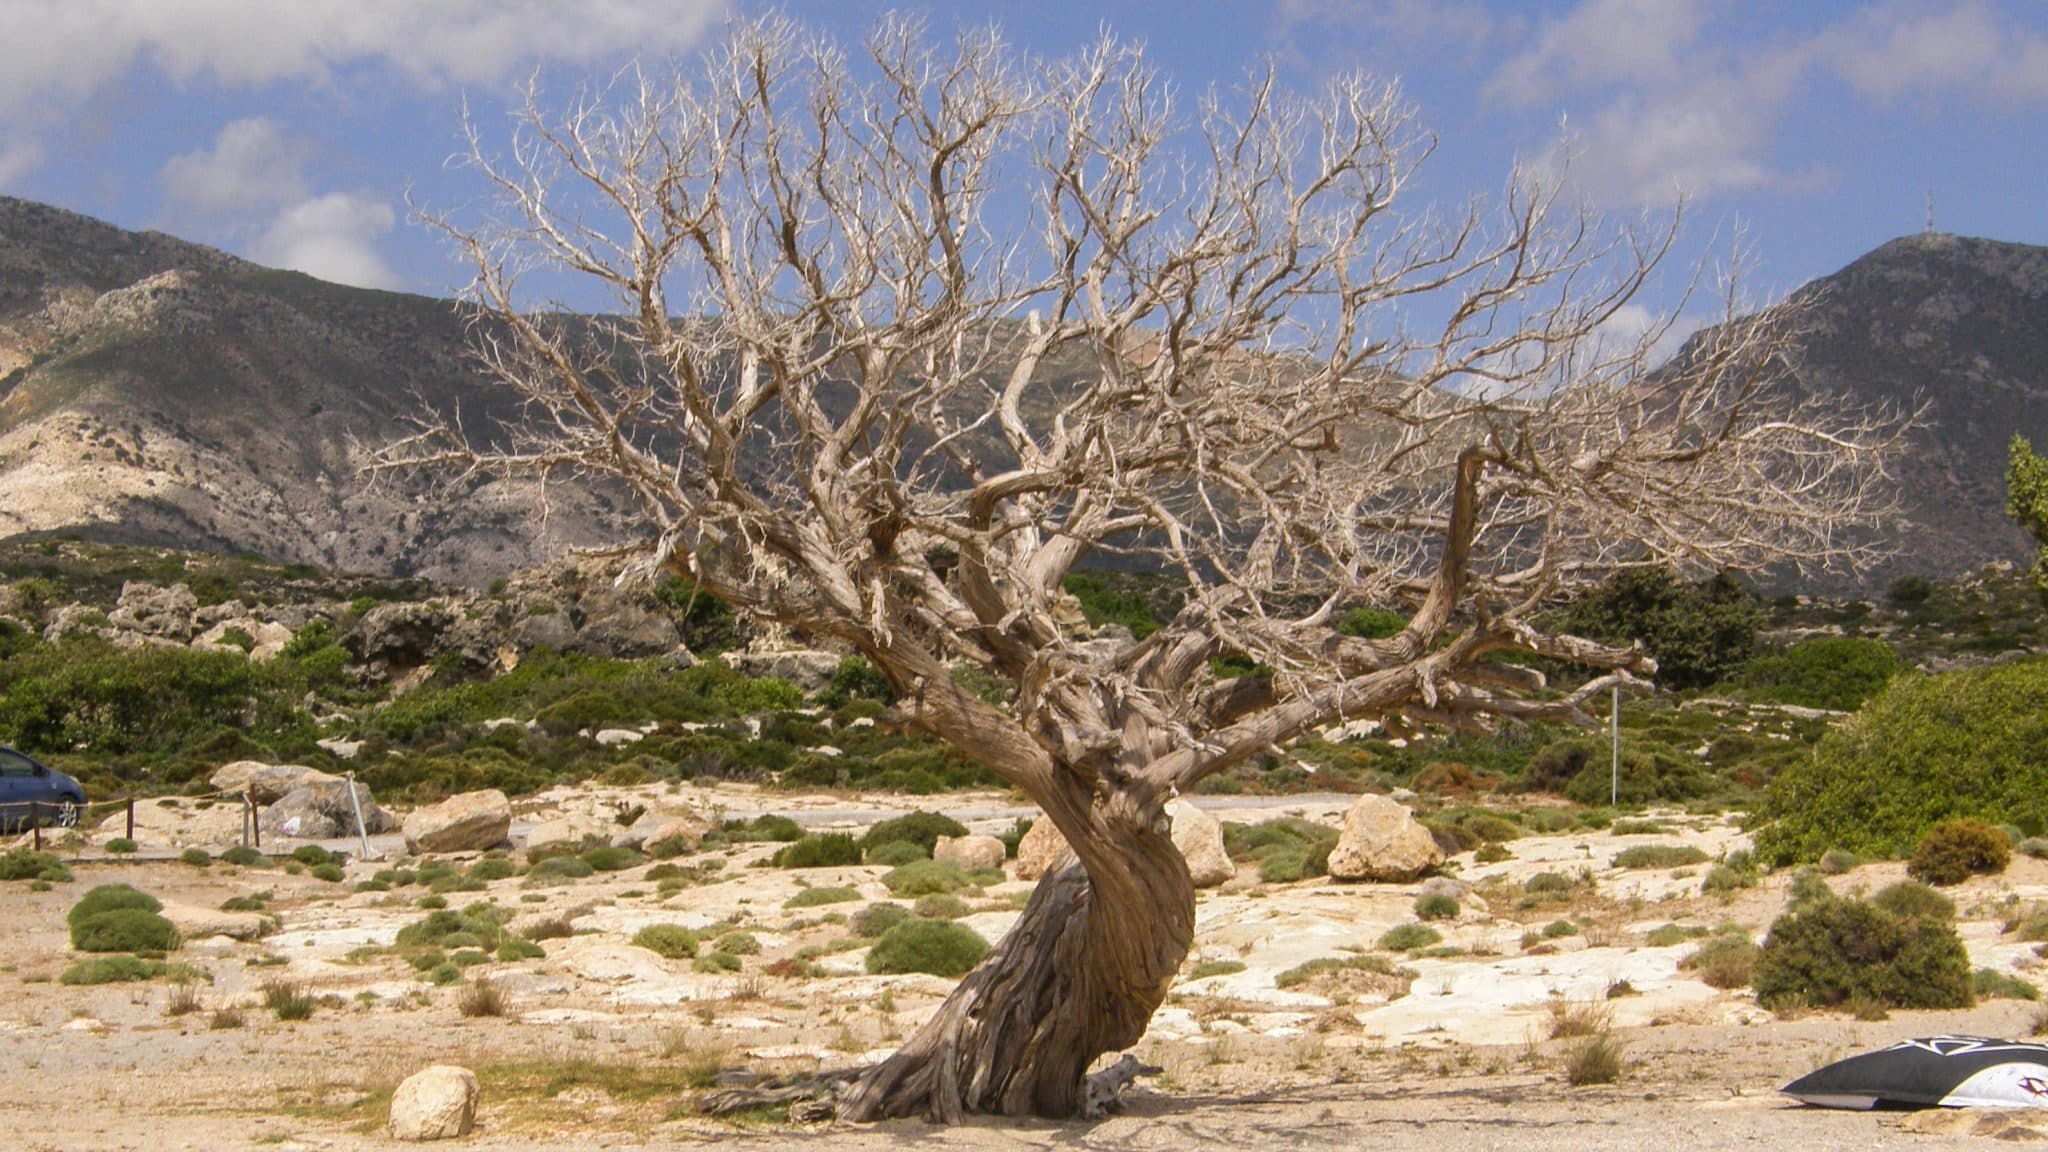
5 783 2048 1151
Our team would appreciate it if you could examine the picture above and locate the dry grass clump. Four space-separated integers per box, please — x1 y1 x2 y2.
1563 1031 1625 1086
458 976 509 1018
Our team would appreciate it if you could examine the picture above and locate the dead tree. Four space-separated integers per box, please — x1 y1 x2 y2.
380 14 1905 1123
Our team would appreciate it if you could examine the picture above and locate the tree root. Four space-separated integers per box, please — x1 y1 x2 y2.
695 1055 1162 1125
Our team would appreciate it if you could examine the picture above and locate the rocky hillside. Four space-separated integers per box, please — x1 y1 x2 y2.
1773 233 2048 591
0 197 628 584
4 196 2045 591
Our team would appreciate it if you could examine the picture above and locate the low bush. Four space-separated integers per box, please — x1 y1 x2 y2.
1975 969 2041 1002
723 814 804 842
1701 850 1762 895
394 906 516 953
1870 880 1955 923
179 847 211 868
219 845 267 868
864 919 989 977
1379 923 1442 952
631 924 699 959
458 976 508 1018
1415 893 1460 921
1645 923 1710 947
1752 886 1972 1012
523 856 595 887
914 893 971 920
292 845 336 867
693 952 743 974
853 902 914 938
880 859 985 897
1188 960 1247 981
1224 818 1338 883
70 897 179 954
1753 658 2048 864
579 845 644 873
104 838 139 855
1613 844 1709 870
859 811 969 856
0 848 71 882
468 857 519 882
1907 819 2011 886
864 840 927 866
309 862 345 883
1681 930 1761 989
713 931 761 956
1734 636 1902 712
1275 954 1407 990
60 956 165 984
784 885 861 908
772 833 863 869
1564 1032 1625 1086
1475 842 1512 864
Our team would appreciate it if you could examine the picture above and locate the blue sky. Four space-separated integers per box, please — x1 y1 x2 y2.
1 0 2042 331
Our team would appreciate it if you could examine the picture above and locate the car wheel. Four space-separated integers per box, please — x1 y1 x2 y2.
54 798 80 828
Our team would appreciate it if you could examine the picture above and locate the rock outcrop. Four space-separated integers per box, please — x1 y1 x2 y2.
1326 794 1443 883
403 790 512 854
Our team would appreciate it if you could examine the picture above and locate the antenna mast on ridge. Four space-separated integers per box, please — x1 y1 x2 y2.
1927 189 1936 234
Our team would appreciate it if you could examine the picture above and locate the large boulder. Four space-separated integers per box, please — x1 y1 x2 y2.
261 779 397 840
1013 817 1075 881
404 790 512 855
1168 800 1235 888
210 761 338 805
108 581 199 640
616 804 711 855
192 619 294 662
933 834 1006 872
389 1065 479 1142
1326 794 1444 883
349 601 455 666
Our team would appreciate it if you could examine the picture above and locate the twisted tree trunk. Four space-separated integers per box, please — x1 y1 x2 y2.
839 795 1194 1122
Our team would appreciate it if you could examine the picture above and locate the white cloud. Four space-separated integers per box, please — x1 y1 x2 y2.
0 0 726 182
1823 1 2048 103
160 117 308 214
1488 0 1707 107
252 193 398 290
1275 0 1502 58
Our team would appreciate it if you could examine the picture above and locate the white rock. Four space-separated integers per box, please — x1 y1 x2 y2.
1326 794 1444 883
1168 799 1236 888
594 728 644 746
933 834 1006 871
389 1065 478 1141
403 789 512 855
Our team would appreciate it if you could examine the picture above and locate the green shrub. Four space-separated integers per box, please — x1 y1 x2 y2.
772 833 863 869
496 937 545 962
1543 919 1578 939
914 893 971 920
468 857 519 882
1609 819 1668 836
864 919 990 977
309 862 345 882
105 838 139 855
72 906 180 953
1754 658 2048 864
1415 893 1460 921
1734 636 1901 712
1564 1032 1625 1086
1752 888 1972 1012
1975 969 2040 1001
1645 923 1710 947
631 924 699 959
1523 872 1574 895
724 814 804 842
68 884 160 928
579 845 643 872
1379 924 1442 952
693 952 743 974
263 979 315 1020
1562 567 1763 691
1224 817 1338 882
1275 954 1408 989
1701 850 1762 895
853 902 914 938
523 856 595 886
1870 880 1955 923
1461 815 1521 843
0 848 69 881
713 931 761 956
219 845 267 867
858 811 970 856
864 840 928 866
60 956 165 984
1817 849 1863 875
292 845 335 867
1613 844 1709 870
1188 959 1248 981
1681 930 1760 989
1523 738 1710 806
1907 819 2011 886
394 907 515 953
784 885 861 908
1474 842 1512 864
880 859 978 897
219 894 268 912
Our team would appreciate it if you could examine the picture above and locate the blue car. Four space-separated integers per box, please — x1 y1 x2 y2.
0 746 86 831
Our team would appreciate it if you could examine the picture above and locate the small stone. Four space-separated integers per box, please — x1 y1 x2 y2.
933 834 1006 871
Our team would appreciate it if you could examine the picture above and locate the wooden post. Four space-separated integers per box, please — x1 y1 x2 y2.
30 802 41 851
248 791 261 849
125 796 135 840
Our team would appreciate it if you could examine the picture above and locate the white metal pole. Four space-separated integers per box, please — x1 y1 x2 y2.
1610 684 1620 806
